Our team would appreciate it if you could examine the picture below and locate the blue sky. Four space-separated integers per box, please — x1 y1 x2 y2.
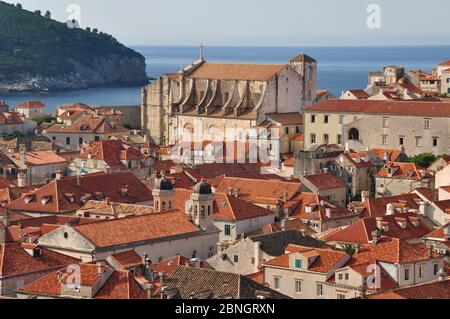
5 0 450 46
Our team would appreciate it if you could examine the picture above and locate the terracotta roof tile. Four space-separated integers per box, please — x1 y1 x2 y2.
264 246 348 273
6 172 152 214
0 242 78 277
191 62 287 81
11 151 67 166
16 101 45 109
368 279 450 299
306 99 450 117
302 173 345 190
325 213 433 244
73 211 200 248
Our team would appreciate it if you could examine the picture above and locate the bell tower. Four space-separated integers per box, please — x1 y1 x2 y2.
152 173 174 213
189 180 214 230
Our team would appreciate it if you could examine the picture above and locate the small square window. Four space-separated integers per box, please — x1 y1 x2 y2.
382 117 389 128
311 115 316 123
324 115 329 124
274 277 281 290
433 137 439 147
424 119 431 129
295 280 302 293
382 135 388 145
295 259 302 269
233 255 239 263
415 137 422 147
399 136 404 146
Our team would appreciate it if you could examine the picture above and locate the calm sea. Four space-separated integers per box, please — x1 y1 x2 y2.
1 45 449 112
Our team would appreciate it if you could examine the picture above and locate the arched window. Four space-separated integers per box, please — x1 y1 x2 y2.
348 128 360 141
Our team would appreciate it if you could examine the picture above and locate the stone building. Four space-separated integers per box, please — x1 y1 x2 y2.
141 52 317 146
368 66 405 86
304 99 450 156
374 162 434 197
294 144 343 177
15 101 45 119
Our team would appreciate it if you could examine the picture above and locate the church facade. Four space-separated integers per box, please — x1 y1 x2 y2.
141 53 317 146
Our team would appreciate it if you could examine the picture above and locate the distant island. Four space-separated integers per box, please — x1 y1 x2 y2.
0 1 148 92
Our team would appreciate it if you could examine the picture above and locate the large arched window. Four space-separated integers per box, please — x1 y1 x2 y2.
348 128 360 141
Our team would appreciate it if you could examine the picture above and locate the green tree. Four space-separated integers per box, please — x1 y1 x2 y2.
34 10 41 15
16 3 22 9
341 244 357 256
44 10 51 19
33 114 55 126
408 153 438 168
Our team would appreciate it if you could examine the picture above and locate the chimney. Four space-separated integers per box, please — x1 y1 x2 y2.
371 230 381 244
56 170 63 180
0 222 6 244
325 208 332 219
444 226 450 241
376 217 384 231
281 218 288 232
419 201 427 216
361 191 370 203
253 241 262 273
323 167 329 174
428 244 434 259
76 174 81 187
234 188 240 198
97 261 106 274
159 272 166 287
17 169 27 188
300 229 307 237
282 192 288 203
386 203 395 215
227 187 233 196
438 269 447 282
19 144 26 167
56 271 63 283
144 283 154 299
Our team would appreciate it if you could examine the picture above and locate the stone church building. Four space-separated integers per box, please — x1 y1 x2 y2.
141 52 317 146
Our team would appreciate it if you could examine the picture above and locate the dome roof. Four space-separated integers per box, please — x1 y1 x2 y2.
154 176 173 191
193 180 212 195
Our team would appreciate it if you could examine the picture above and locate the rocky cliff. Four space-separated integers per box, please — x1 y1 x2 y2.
0 2 148 92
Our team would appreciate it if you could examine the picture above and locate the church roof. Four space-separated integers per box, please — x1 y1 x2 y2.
190 62 287 81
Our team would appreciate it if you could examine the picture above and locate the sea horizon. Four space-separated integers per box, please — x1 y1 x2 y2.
1 44 449 112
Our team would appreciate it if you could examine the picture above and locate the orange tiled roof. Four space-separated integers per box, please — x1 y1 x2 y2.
173 188 275 222
0 242 78 277
288 192 356 221
355 193 421 219
46 115 128 134
0 112 24 125
303 173 345 190
368 279 450 299
16 101 45 109
306 99 450 117
11 151 67 166
324 213 432 244
215 176 301 206
371 148 403 162
95 270 147 299
348 90 369 99
6 172 152 214
150 255 192 275
110 250 142 269
73 211 200 248
79 140 144 169
190 62 287 81
351 237 442 264
376 162 425 180
264 246 347 273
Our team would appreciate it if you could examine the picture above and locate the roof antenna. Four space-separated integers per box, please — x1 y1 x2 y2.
200 43 205 62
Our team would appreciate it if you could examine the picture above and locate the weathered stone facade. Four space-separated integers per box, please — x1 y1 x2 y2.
141 54 317 146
